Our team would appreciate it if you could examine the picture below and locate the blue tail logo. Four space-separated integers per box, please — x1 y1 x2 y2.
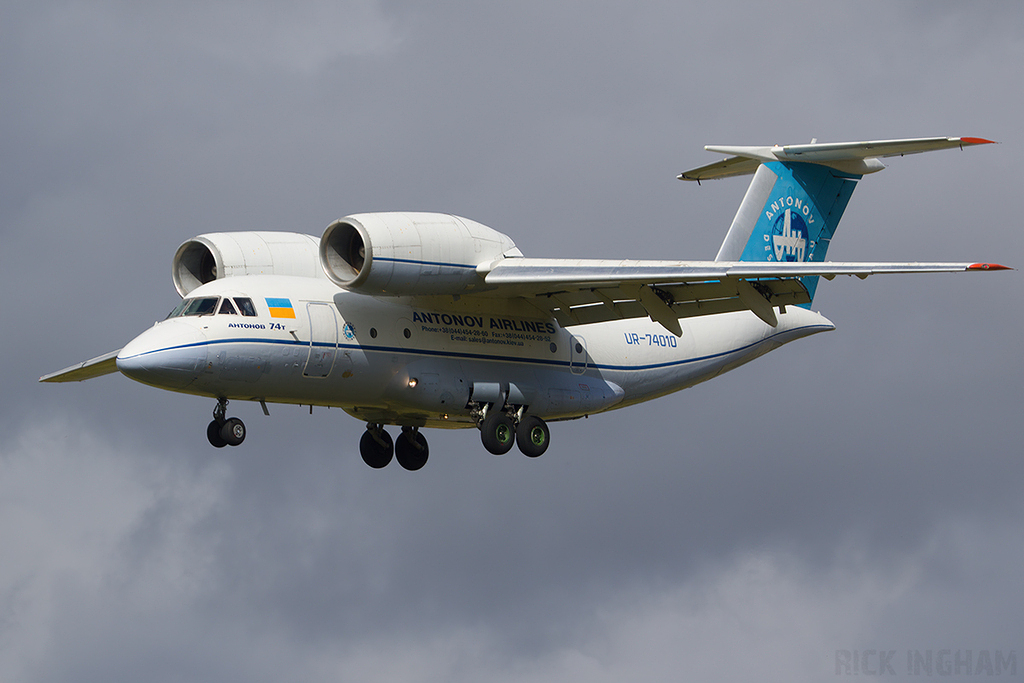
769 208 809 262
736 161 860 302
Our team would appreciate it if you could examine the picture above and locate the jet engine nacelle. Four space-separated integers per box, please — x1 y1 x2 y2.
172 232 323 297
319 212 521 295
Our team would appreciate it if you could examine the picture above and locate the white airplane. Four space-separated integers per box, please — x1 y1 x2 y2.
42 136 1009 470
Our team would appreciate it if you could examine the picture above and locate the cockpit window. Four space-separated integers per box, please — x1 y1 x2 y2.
183 297 219 316
167 296 255 319
234 297 257 317
167 299 190 319
167 297 220 318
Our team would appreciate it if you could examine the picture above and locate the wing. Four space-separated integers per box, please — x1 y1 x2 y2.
39 349 121 383
480 259 1008 334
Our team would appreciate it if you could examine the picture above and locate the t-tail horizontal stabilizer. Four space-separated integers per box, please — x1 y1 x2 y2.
677 136 996 181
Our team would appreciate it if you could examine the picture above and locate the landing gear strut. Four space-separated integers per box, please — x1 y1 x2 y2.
207 398 246 448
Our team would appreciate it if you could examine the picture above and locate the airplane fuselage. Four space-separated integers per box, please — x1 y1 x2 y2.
116 275 835 429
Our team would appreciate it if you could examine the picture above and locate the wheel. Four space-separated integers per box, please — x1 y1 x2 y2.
395 428 429 471
207 419 227 448
480 411 515 455
516 415 550 458
220 417 246 446
360 428 394 469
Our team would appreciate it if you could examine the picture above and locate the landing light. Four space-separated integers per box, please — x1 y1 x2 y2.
408 378 418 388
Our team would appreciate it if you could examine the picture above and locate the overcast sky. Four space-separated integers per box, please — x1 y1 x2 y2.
2 2 1022 681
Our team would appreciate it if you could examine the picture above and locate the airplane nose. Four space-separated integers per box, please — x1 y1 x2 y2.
116 320 208 390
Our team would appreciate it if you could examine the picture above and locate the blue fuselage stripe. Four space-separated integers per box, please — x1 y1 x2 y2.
118 323 833 373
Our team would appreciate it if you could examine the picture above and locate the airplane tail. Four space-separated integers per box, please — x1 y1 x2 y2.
679 137 995 303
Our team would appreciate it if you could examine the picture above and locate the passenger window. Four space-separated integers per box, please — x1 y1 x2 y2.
219 299 238 315
234 298 257 317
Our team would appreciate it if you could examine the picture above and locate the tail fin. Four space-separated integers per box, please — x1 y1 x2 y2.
712 160 859 301
679 137 995 303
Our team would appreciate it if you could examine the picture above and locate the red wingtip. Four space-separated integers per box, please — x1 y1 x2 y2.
959 137 997 145
968 263 1012 271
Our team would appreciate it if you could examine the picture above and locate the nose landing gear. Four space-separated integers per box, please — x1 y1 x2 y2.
207 398 246 447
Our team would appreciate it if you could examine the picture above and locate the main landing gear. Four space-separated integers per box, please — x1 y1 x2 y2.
359 423 429 471
357 409 549 470
207 398 246 448
478 406 550 458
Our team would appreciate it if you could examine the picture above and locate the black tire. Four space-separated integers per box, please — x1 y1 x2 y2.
516 415 550 458
360 428 394 469
207 419 227 448
480 411 515 455
220 417 246 446
395 429 429 471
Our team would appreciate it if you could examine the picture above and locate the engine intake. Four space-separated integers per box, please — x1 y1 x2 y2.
172 232 322 297
320 212 520 295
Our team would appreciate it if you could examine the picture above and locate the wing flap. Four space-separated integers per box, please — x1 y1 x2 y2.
481 258 1008 334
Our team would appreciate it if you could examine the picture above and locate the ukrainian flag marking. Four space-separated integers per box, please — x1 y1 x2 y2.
266 297 296 319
